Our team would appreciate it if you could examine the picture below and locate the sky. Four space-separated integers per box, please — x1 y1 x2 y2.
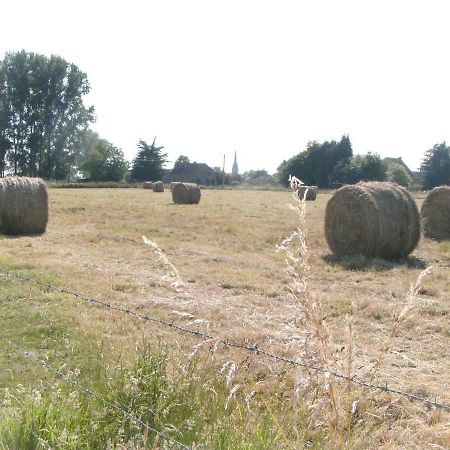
1 0 450 174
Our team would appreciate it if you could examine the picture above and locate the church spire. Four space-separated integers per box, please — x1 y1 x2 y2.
232 150 239 176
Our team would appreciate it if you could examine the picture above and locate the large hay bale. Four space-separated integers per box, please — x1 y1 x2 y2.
153 181 164 192
297 185 318 201
0 176 48 235
325 182 420 259
143 181 154 189
170 182 181 192
172 182 201 204
421 186 450 240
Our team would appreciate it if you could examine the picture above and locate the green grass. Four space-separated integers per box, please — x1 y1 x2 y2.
0 273 328 449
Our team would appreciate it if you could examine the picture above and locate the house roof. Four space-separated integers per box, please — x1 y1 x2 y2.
172 162 215 176
384 157 413 176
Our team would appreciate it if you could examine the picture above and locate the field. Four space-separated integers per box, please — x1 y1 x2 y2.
0 187 449 448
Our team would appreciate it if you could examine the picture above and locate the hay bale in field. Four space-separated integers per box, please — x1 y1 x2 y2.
143 181 154 189
0 176 48 235
421 186 450 240
325 182 420 259
153 181 164 192
172 182 201 204
170 182 182 192
297 185 318 201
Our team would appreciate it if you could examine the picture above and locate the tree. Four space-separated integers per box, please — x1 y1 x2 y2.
387 162 412 188
420 142 450 189
277 135 353 187
80 139 128 182
130 138 167 182
242 169 276 185
172 155 190 173
0 51 94 179
335 153 387 184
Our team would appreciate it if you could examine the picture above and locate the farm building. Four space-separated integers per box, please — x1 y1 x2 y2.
163 162 216 185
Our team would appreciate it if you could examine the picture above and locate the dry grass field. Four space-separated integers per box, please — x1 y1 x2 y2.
0 187 449 448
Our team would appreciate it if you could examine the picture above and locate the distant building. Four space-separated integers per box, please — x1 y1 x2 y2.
384 156 422 183
232 151 239 176
384 157 413 176
163 162 216 185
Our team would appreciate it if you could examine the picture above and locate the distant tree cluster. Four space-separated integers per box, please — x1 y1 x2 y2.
420 142 450 189
2 50 449 189
277 136 355 187
79 137 128 182
0 51 94 180
242 170 277 186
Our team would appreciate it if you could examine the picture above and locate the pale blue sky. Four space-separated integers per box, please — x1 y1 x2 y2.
1 0 449 173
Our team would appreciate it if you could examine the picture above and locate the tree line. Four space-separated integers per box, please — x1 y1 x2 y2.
1 50 449 189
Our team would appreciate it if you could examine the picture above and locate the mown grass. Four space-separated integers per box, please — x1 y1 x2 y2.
0 187 449 448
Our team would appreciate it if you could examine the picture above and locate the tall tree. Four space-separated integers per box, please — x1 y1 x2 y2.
130 138 167 181
420 142 450 189
0 50 94 179
172 155 190 173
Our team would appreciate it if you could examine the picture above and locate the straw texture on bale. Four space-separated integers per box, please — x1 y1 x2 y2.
143 181 154 189
0 177 48 235
172 182 201 204
297 185 318 201
421 186 450 240
170 182 181 192
325 182 420 259
153 181 164 192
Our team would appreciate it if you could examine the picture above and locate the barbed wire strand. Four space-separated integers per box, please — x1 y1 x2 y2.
2 338 190 450
1 268 449 413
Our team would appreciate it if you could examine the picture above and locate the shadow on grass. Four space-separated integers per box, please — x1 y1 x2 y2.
321 253 427 271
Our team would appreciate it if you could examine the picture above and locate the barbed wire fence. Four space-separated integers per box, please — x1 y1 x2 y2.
1 268 449 413
1 338 190 450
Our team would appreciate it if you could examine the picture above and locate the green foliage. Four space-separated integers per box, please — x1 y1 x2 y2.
277 135 353 187
80 139 128 182
130 138 167 182
243 169 277 186
420 142 450 189
387 162 413 188
0 349 324 449
172 154 190 173
0 50 94 180
332 153 387 184
213 165 229 185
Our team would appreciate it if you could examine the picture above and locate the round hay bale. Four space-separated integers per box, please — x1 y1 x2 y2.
170 182 182 192
325 182 420 259
172 182 201 204
0 176 48 235
297 185 318 201
421 186 450 240
153 181 164 192
143 181 154 189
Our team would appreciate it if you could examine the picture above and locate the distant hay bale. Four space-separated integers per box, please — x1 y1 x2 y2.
325 182 420 259
421 186 450 240
297 185 318 201
0 176 48 235
143 181 154 189
172 182 201 204
153 181 164 192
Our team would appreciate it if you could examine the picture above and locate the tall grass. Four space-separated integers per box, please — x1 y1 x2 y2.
0 345 329 449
